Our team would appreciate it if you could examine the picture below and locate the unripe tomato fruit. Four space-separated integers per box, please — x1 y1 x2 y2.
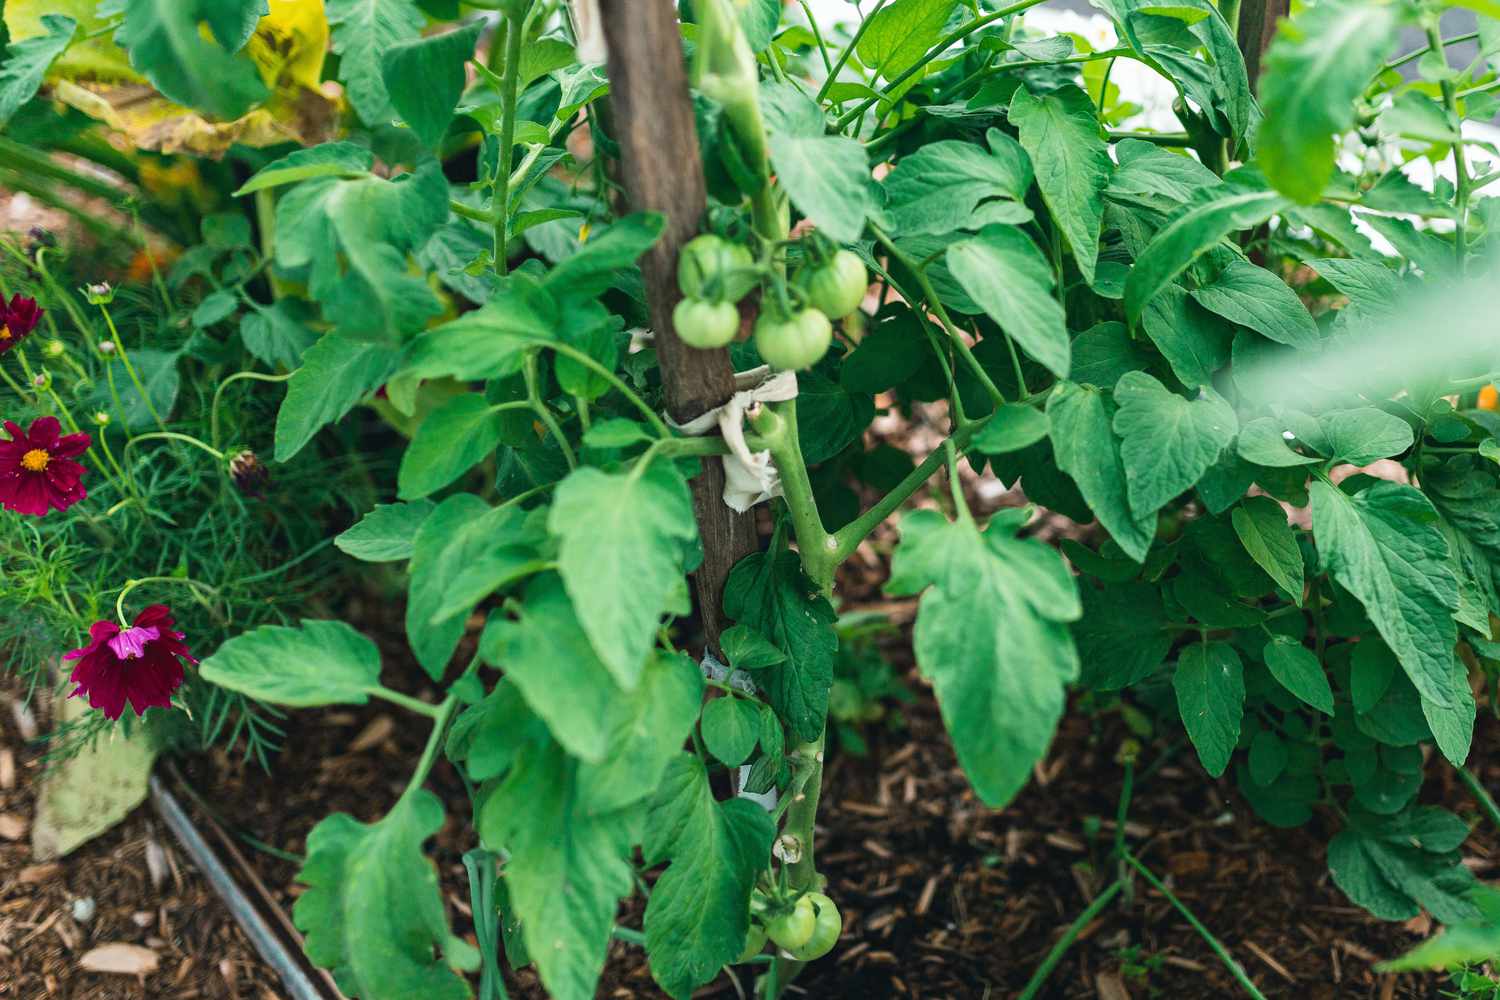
800 250 868 319
754 308 832 370
736 923 768 963
673 297 740 349
678 234 754 302
784 893 841 961
766 895 816 951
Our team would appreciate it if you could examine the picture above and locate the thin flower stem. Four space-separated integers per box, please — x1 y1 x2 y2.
97 304 169 433
0 361 34 402
524 355 577 469
114 576 223 627
943 47 1133 99
1388 30 1478 71
43 387 120 489
1121 852 1269 1000
211 370 294 451
122 431 226 464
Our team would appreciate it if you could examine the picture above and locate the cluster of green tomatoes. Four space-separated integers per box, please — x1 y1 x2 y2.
673 233 869 370
739 888 843 963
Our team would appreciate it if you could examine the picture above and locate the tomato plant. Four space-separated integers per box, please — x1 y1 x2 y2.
4 0 1500 996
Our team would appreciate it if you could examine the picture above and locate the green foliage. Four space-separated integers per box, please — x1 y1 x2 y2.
296 790 476 1000
113 0 268 119
12 2 1500 997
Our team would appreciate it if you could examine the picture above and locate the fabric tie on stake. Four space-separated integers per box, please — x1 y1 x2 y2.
668 366 799 512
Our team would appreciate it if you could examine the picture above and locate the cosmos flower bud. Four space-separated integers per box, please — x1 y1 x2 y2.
32 371 50 390
44 339 65 358
228 449 270 498
92 411 111 426
99 340 116 355
83 282 115 305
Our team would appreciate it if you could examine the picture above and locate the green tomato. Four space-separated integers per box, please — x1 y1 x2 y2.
784 893 841 961
735 922 768 963
673 297 740 349
754 308 832 370
766 895 816 951
800 249 867 319
678 234 755 302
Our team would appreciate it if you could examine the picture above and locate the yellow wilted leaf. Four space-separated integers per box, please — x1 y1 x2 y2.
6 0 341 157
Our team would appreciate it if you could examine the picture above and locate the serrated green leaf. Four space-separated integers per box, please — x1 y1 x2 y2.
114 0 268 120
762 83 875 244
856 0 958 80
478 737 635 1000
719 624 786 670
1262 636 1333 714
327 0 425 125
1190 260 1320 350
887 508 1080 807
642 755 775 999
240 301 317 369
1329 808 1479 925
972 404 1050 456
701 697 761 767
295 791 473 1000
1258 0 1405 204
1047 381 1155 562
1233 495 1304 603
1074 582 1172 690
234 142 375 196
336 500 436 562
201 619 384 707
882 129 1033 238
398 393 515 500
577 653 704 813
407 495 540 679
1122 175 1289 326
549 461 698 690
724 551 838 744
382 22 484 148
1311 480 1460 712
274 334 399 462
947 224 1069 377
1172 641 1244 777
1112 371 1237 517
274 160 448 345
1139 284 1234 389
0 13 75 126
1009 84 1110 284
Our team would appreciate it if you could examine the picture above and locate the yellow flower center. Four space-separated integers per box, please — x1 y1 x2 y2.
0 324 12 341
21 449 50 472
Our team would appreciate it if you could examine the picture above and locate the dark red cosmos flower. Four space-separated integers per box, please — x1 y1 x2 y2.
64 605 196 721
0 294 42 354
0 417 89 516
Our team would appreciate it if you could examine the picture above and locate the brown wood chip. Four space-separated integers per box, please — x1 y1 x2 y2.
0 812 28 840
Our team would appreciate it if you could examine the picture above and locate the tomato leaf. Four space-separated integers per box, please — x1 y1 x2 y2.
1008 84 1111 285
947 224 1070 378
888 509 1080 807
642 755 775 999
1172 640 1244 777
0 14 76 126
295 791 475 1000
327 0 425 126
200 619 383 707
1112 371 1238 518
335 500 436 562
1046 381 1155 562
549 461 698 689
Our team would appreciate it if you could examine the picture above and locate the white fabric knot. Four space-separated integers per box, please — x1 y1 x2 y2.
669 366 799 512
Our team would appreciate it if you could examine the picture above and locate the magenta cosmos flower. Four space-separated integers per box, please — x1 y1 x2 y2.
0 416 89 516
65 605 196 721
0 294 42 353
